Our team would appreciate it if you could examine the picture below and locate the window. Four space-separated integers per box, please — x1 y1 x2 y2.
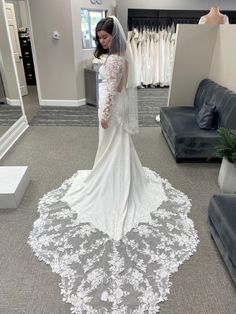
81 9 107 49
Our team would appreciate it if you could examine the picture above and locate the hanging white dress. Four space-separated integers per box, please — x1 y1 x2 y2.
130 28 140 87
137 30 143 85
127 30 133 57
159 29 166 87
170 31 176 80
164 30 172 86
141 29 149 85
28 54 199 314
153 30 160 85
146 30 154 85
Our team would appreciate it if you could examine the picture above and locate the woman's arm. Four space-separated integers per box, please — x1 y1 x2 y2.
101 55 125 126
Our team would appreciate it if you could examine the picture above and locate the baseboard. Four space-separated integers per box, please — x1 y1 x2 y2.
40 98 86 107
0 115 29 160
6 97 21 106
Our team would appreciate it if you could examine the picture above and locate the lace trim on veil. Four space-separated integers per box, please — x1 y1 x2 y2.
28 167 199 314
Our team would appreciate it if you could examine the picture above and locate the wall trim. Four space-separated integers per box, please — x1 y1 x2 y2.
0 115 29 160
40 98 86 107
6 97 21 106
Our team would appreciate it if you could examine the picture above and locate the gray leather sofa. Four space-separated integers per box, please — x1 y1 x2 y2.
208 194 236 285
160 79 236 162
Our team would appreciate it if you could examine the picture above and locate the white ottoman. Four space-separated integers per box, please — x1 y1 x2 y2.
0 166 30 209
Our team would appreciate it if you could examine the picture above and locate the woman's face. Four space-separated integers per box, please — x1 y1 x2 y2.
97 30 112 49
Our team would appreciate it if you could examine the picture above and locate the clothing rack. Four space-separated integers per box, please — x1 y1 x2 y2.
128 9 236 30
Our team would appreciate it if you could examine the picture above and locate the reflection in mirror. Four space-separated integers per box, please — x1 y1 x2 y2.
5 0 39 123
0 0 24 138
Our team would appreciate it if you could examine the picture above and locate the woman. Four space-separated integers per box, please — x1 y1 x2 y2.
60 16 167 241
29 16 198 313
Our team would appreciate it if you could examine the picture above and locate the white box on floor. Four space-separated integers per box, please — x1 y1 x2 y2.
0 166 30 209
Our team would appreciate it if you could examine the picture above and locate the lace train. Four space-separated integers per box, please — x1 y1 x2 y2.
28 167 199 314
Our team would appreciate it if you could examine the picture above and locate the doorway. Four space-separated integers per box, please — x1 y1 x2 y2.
5 0 40 122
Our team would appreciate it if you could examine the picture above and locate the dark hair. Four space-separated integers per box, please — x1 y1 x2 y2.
94 17 126 59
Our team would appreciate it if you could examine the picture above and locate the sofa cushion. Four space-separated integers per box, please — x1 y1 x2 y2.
196 102 218 129
160 106 220 158
208 194 236 266
194 79 236 129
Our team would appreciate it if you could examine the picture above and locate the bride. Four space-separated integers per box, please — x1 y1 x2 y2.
29 16 198 314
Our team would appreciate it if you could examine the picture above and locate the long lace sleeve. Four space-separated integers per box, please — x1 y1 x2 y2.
101 55 125 122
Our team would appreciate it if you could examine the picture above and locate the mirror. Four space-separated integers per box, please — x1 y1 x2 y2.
0 0 26 138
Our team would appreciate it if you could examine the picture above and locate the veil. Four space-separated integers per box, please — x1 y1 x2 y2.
109 16 139 134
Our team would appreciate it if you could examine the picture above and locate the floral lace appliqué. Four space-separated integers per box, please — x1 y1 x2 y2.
100 55 125 122
28 167 199 314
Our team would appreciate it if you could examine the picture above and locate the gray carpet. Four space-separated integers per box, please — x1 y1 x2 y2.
0 126 12 137
0 126 236 314
29 88 168 127
0 103 22 125
22 86 40 122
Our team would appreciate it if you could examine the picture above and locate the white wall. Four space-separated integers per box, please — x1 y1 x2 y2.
168 25 218 107
117 0 236 33
28 0 115 103
19 0 29 29
210 25 236 92
28 0 77 101
71 0 116 99
168 24 236 107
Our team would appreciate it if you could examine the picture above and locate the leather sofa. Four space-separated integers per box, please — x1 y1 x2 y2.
160 79 236 162
208 194 236 285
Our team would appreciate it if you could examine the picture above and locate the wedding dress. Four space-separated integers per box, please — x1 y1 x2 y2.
61 54 167 241
28 53 199 314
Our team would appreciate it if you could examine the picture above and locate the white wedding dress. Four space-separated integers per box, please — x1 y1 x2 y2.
28 54 199 314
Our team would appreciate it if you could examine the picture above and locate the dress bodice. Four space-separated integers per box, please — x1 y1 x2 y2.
99 63 106 80
98 54 126 122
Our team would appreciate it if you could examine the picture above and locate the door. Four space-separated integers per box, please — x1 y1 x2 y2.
5 3 28 96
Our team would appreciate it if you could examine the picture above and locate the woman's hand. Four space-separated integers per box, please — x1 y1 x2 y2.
101 119 108 129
